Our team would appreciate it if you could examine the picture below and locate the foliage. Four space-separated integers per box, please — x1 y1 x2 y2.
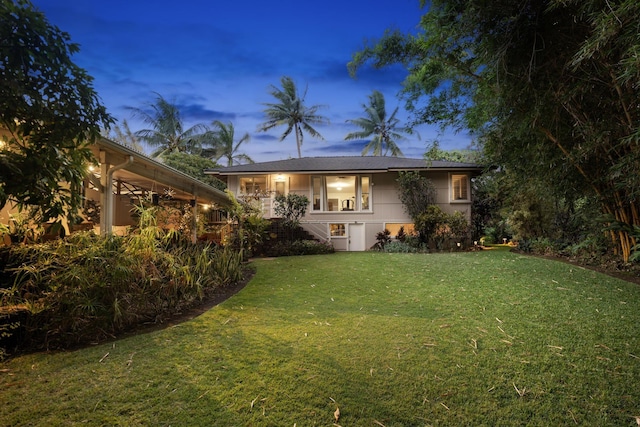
204 120 253 166
424 142 481 164
396 225 407 242
344 90 412 157
258 76 329 158
273 193 310 228
102 119 144 152
0 205 245 355
382 240 417 253
0 0 113 224
265 239 335 257
223 190 269 257
415 206 469 250
350 0 640 262
160 151 226 191
371 228 391 250
396 171 437 219
210 246 245 286
127 92 208 158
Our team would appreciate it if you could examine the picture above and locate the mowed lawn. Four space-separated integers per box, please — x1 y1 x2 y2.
2 250 639 426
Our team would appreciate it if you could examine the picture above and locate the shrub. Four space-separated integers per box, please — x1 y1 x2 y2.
396 226 407 242
383 241 417 253
372 229 392 250
0 206 246 356
273 193 310 228
396 171 437 219
266 239 334 257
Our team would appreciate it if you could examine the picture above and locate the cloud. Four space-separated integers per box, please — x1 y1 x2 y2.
176 103 236 122
252 134 279 141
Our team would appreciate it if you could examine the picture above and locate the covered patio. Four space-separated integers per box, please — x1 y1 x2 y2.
86 138 230 241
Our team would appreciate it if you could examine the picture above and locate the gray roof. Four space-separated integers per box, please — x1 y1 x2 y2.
207 156 482 175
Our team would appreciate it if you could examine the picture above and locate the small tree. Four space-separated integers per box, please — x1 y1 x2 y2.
223 190 268 257
1 0 113 224
396 171 437 220
273 194 309 228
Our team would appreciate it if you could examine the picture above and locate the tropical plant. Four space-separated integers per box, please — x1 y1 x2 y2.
204 120 253 166
0 204 246 355
345 90 411 156
258 76 329 158
103 119 144 151
273 193 309 228
349 0 640 262
372 228 392 250
127 93 208 158
0 0 113 225
396 171 437 219
223 190 268 257
161 151 226 191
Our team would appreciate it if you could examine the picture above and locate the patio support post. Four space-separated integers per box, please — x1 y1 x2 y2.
99 151 133 235
190 197 197 243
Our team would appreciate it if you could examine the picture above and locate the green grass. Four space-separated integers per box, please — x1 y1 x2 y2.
2 251 640 426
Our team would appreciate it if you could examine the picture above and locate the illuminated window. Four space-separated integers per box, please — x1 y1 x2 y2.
385 223 415 237
451 174 469 201
330 223 346 237
239 176 267 195
311 175 372 212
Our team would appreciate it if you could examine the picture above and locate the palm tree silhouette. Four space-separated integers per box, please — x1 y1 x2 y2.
258 76 328 158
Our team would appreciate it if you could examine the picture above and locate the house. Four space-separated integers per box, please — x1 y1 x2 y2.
0 135 230 243
207 156 482 251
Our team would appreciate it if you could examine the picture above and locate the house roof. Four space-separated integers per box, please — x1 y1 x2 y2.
92 138 230 207
207 156 482 175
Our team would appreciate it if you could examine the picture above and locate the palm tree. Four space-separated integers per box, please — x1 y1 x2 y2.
103 119 144 152
127 93 207 158
344 90 412 157
258 76 329 158
206 121 254 166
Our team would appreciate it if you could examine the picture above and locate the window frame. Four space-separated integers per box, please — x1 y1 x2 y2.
450 173 470 203
310 174 372 213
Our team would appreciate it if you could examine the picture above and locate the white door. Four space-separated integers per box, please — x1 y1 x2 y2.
348 223 366 251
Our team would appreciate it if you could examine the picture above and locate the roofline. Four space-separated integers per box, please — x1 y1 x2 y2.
208 166 483 176
97 138 230 206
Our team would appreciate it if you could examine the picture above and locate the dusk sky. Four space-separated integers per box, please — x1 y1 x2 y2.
31 0 473 162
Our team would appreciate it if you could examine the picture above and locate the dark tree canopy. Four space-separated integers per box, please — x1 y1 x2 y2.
350 0 640 261
161 152 226 191
0 0 113 223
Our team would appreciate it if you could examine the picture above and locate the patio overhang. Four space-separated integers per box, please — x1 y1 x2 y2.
90 138 230 235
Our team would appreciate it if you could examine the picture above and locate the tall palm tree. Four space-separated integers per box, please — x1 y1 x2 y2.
345 90 412 157
127 93 207 158
206 121 254 166
258 76 329 158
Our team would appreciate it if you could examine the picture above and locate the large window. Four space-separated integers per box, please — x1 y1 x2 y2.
239 176 267 195
311 175 372 212
451 174 470 201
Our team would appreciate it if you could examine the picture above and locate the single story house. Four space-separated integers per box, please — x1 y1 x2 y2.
207 156 483 251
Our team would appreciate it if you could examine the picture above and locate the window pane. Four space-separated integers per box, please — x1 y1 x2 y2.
330 223 346 236
452 175 468 200
240 176 267 195
361 176 370 210
326 176 356 211
312 176 322 211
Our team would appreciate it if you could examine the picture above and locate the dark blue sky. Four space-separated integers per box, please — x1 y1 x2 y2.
31 0 473 161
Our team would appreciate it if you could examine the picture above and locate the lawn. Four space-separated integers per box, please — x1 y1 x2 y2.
2 250 639 426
